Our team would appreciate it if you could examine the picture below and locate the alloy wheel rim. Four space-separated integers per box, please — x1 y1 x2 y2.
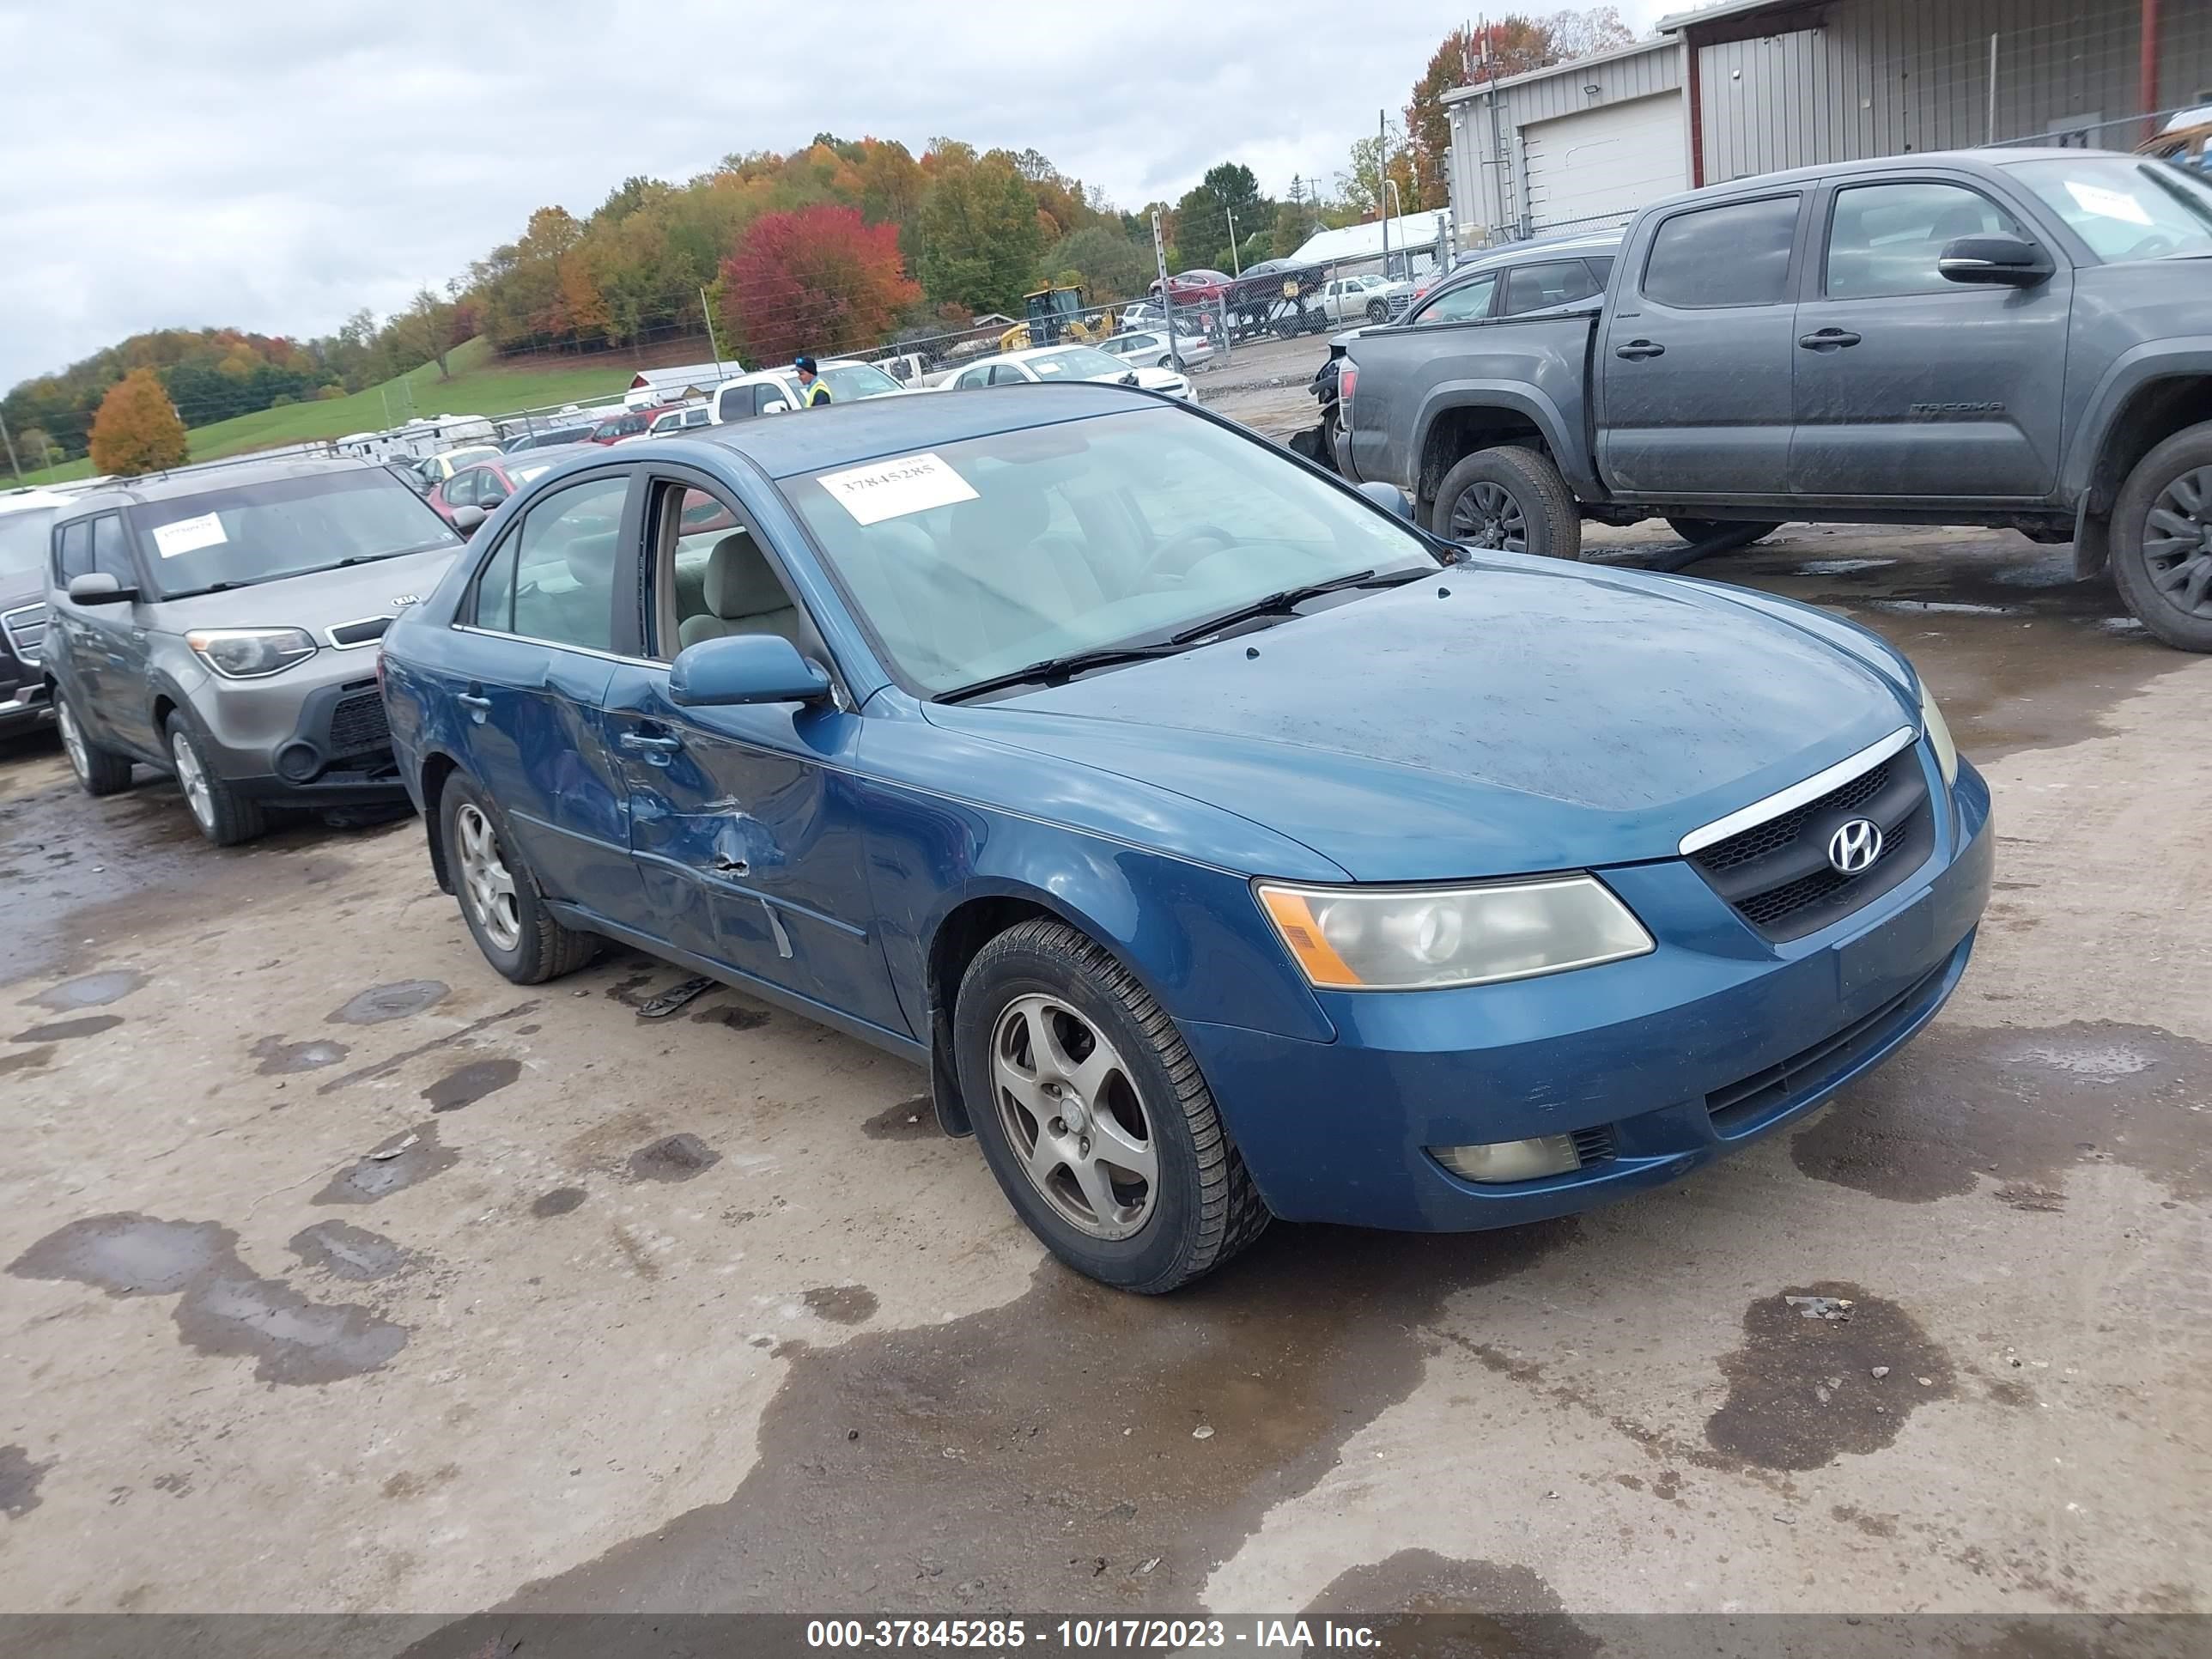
2143 465 2212 620
455 803 522 952
58 701 88 781
171 732 215 830
1449 480 1528 552
991 994 1158 1241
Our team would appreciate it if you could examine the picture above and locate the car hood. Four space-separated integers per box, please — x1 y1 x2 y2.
144 544 463 629
923 560 1917 882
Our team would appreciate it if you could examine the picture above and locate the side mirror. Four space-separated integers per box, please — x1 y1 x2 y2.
1937 234 2053 287
1357 481 1416 521
451 505 487 534
670 634 831 708
761 399 790 415
67 573 136 605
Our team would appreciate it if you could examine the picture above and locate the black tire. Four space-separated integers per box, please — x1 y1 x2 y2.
55 692 133 797
954 917 1269 1294
2110 421 2212 653
440 773 598 984
1431 444 1583 561
1667 518 1782 548
165 712 267 846
1365 299 1389 322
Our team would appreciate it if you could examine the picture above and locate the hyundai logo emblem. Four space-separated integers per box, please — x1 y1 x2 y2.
1826 818 1883 875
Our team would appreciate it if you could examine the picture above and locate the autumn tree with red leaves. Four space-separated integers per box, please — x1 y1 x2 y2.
719 204 920 368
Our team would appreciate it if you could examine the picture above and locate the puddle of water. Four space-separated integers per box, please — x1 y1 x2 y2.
421 1057 521 1112
288 1220 413 1281
28 969 147 1012
1795 1020 2210 1205
801 1285 878 1326
1705 1283 1956 1471
531 1187 586 1218
1793 558 1897 575
0 1444 54 1518
252 1036 349 1075
0 1045 56 1077
626 1133 720 1182
313 1122 461 1205
10 1014 124 1043
327 981 448 1026
9 1213 407 1385
1303 1551 1600 1655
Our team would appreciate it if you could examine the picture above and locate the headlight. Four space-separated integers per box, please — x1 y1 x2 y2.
1920 683 1959 786
185 627 319 679
1256 876 1653 992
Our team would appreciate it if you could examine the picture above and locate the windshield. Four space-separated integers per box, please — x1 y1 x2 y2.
509 459 568 485
781 406 1437 695
0 507 55 582
820 364 903 399
2007 157 2212 260
1024 347 1128 380
129 470 461 598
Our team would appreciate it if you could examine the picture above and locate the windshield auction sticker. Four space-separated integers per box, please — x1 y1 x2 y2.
818 453 979 526
150 512 228 558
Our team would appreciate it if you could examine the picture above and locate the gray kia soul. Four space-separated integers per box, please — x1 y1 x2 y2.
43 457 465 844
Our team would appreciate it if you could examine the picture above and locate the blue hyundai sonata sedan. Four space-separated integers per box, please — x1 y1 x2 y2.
378 384 1992 1292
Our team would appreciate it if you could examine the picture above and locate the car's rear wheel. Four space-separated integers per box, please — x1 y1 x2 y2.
1432 444 1583 561
441 775 597 983
2111 422 2212 653
166 713 266 846
954 917 1269 1294
1667 518 1782 549
56 694 133 797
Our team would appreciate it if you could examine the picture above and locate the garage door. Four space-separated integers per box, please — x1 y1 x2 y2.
1522 93 1686 229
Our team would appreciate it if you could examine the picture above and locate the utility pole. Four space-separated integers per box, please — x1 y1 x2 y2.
700 287 727 384
1151 209 1182 372
0 408 22 483
1224 204 1241 276
1378 109 1391 283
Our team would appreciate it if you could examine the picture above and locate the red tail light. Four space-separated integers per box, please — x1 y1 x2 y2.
1339 365 1358 411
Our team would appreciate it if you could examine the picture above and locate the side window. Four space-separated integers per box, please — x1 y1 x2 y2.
955 368 989 391
754 384 787 415
1500 259 1605 315
1825 181 2025 300
1417 273 1498 325
649 483 811 660
89 516 135 582
507 475 631 652
446 471 479 508
684 408 709 428
718 385 751 422
56 520 94 584
481 475 510 506
471 532 518 631
990 364 1030 386
1585 255 1617 287
1641 196 1802 307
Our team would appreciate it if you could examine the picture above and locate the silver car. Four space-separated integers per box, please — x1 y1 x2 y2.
43 457 466 844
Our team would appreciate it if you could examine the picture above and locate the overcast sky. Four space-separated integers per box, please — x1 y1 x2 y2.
0 1 1677 392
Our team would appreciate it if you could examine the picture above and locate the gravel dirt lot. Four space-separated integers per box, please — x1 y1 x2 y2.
1 488 2206 1630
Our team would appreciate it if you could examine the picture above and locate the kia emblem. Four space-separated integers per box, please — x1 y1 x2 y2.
1826 818 1883 875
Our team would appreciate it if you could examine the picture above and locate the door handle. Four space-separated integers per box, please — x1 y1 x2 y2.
456 691 490 724
618 731 684 765
1798 328 1863 350
1614 338 1665 360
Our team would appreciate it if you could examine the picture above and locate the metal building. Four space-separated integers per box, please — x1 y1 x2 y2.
1445 0 2211 243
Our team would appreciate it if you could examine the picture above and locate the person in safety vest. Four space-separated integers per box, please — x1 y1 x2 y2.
793 356 831 408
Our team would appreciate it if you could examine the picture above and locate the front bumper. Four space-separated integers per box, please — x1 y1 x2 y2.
191 651 407 804
1179 759 1994 1231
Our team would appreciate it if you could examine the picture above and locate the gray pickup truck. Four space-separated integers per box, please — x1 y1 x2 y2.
1336 148 2212 651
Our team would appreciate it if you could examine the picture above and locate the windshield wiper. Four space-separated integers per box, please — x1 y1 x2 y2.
1169 565 1429 644
936 641 1193 703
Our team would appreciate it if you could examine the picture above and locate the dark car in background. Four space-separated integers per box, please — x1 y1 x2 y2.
0 488 70 738
504 424 601 453
43 457 465 843
587 408 658 444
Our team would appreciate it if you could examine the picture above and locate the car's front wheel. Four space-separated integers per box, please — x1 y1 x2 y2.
2111 421 2212 653
1365 299 1389 322
441 774 597 983
954 917 1269 1293
166 712 266 845
56 693 133 797
1431 445 1583 561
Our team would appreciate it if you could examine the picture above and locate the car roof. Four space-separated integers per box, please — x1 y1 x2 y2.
0 487 76 515
57 454 382 516
658 381 1166 481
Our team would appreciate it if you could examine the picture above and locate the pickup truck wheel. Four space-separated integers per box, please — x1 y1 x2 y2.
955 917 1270 1294
1432 446 1582 561
441 775 598 983
1365 299 1390 322
2112 424 2212 652
1668 518 1781 549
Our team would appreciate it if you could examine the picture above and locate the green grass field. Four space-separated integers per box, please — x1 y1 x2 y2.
14 339 635 484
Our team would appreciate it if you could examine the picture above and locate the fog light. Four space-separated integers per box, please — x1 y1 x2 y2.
1431 1135 1583 1183
276 741 322 782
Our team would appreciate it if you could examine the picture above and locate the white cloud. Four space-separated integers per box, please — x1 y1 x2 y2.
0 0 1679 389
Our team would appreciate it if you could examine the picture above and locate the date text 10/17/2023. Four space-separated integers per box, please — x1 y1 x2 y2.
805 1619 1383 1650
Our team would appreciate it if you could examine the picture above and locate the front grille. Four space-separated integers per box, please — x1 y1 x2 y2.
1 603 46 665
327 689 391 755
1689 752 1932 942
1706 959 1950 1136
1570 1125 1616 1167
327 616 392 648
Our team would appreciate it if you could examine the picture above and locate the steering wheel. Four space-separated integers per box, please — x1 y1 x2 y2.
2120 231 2179 261
1138 523 1237 582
